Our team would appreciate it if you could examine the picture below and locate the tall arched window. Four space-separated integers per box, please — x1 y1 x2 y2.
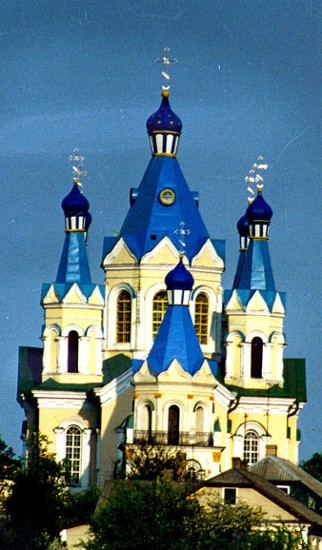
116 290 131 343
251 337 263 378
66 426 82 485
142 404 153 443
168 405 180 445
243 430 259 465
68 330 79 373
194 293 209 344
195 406 204 434
152 291 168 339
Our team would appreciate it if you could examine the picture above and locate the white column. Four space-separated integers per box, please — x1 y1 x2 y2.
79 337 89 374
242 343 251 379
57 337 67 373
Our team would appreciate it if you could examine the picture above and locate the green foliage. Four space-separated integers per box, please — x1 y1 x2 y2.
85 480 198 549
85 481 309 550
127 443 185 480
64 485 100 525
300 451 322 482
2 434 68 550
0 434 21 507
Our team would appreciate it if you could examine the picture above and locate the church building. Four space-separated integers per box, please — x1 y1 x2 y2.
17 82 306 488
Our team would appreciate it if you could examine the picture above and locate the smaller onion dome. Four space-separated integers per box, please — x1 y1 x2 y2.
62 181 90 215
246 190 273 222
146 90 182 156
246 189 273 239
62 180 91 233
237 213 249 236
165 257 194 291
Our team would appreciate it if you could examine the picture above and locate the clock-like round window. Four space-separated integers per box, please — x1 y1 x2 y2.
159 188 175 206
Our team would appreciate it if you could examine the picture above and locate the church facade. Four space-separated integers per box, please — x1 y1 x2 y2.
17 87 306 488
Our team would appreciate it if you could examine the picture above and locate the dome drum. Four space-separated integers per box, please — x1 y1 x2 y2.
249 222 270 239
65 215 87 232
167 288 191 306
149 132 179 156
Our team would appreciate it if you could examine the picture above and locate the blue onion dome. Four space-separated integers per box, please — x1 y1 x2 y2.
62 181 90 216
146 90 182 135
246 189 273 222
84 210 92 232
237 213 249 236
165 257 194 291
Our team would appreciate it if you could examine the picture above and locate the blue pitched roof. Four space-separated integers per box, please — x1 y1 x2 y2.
111 156 210 262
147 305 205 376
56 232 91 284
235 239 275 291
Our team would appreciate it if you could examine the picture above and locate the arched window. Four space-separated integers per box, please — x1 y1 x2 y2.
251 337 263 378
66 426 82 485
68 330 79 373
142 404 153 443
116 290 131 343
195 406 204 434
243 431 259 465
168 405 180 445
194 293 209 344
152 291 168 339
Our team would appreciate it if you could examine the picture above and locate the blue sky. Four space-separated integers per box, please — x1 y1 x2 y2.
0 0 320 459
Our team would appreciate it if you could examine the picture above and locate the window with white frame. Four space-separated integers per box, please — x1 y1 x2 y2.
152 291 168 339
66 426 82 485
194 292 209 344
243 430 259 465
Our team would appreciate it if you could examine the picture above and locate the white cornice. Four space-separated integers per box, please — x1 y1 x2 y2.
94 368 133 406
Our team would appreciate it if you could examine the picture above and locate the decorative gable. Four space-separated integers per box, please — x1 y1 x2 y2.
157 359 192 382
141 236 179 265
191 238 224 270
88 286 105 306
63 283 86 304
272 293 285 315
102 237 137 268
133 360 157 383
225 290 244 312
246 290 269 313
42 284 59 305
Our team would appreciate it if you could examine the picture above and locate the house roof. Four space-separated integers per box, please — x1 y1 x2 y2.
199 467 322 527
249 456 322 500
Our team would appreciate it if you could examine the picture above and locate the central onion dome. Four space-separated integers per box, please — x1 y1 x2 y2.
61 180 91 233
246 189 273 239
146 90 182 156
165 257 194 305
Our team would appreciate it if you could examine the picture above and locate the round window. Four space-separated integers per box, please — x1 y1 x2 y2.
159 188 175 206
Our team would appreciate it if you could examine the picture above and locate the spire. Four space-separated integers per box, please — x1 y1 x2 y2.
147 259 205 375
105 88 210 262
56 151 92 284
234 188 275 291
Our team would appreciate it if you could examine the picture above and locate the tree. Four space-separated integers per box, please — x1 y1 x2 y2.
0 434 21 506
85 480 307 550
127 443 185 480
300 451 322 483
2 434 69 550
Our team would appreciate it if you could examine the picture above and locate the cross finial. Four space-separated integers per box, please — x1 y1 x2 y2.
69 148 87 186
174 221 191 256
155 47 178 90
244 155 269 201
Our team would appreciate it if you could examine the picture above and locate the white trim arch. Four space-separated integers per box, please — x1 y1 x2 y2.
57 324 84 374
269 331 286 382
54 417 93 488
42 324 61 374
225 330 245 380
85 325 104 375
232 421 269 464
163 400 185 435
242 331 270 380
145 283 168 350
107 283 136 350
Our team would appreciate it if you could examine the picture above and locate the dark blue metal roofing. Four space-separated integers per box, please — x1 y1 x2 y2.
232 250 247 289
56 232 92 284
146 91 182 135
113 156 210 261
165 258 194 290
246 191 273 222
62 182 89 215
147 305 205 376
